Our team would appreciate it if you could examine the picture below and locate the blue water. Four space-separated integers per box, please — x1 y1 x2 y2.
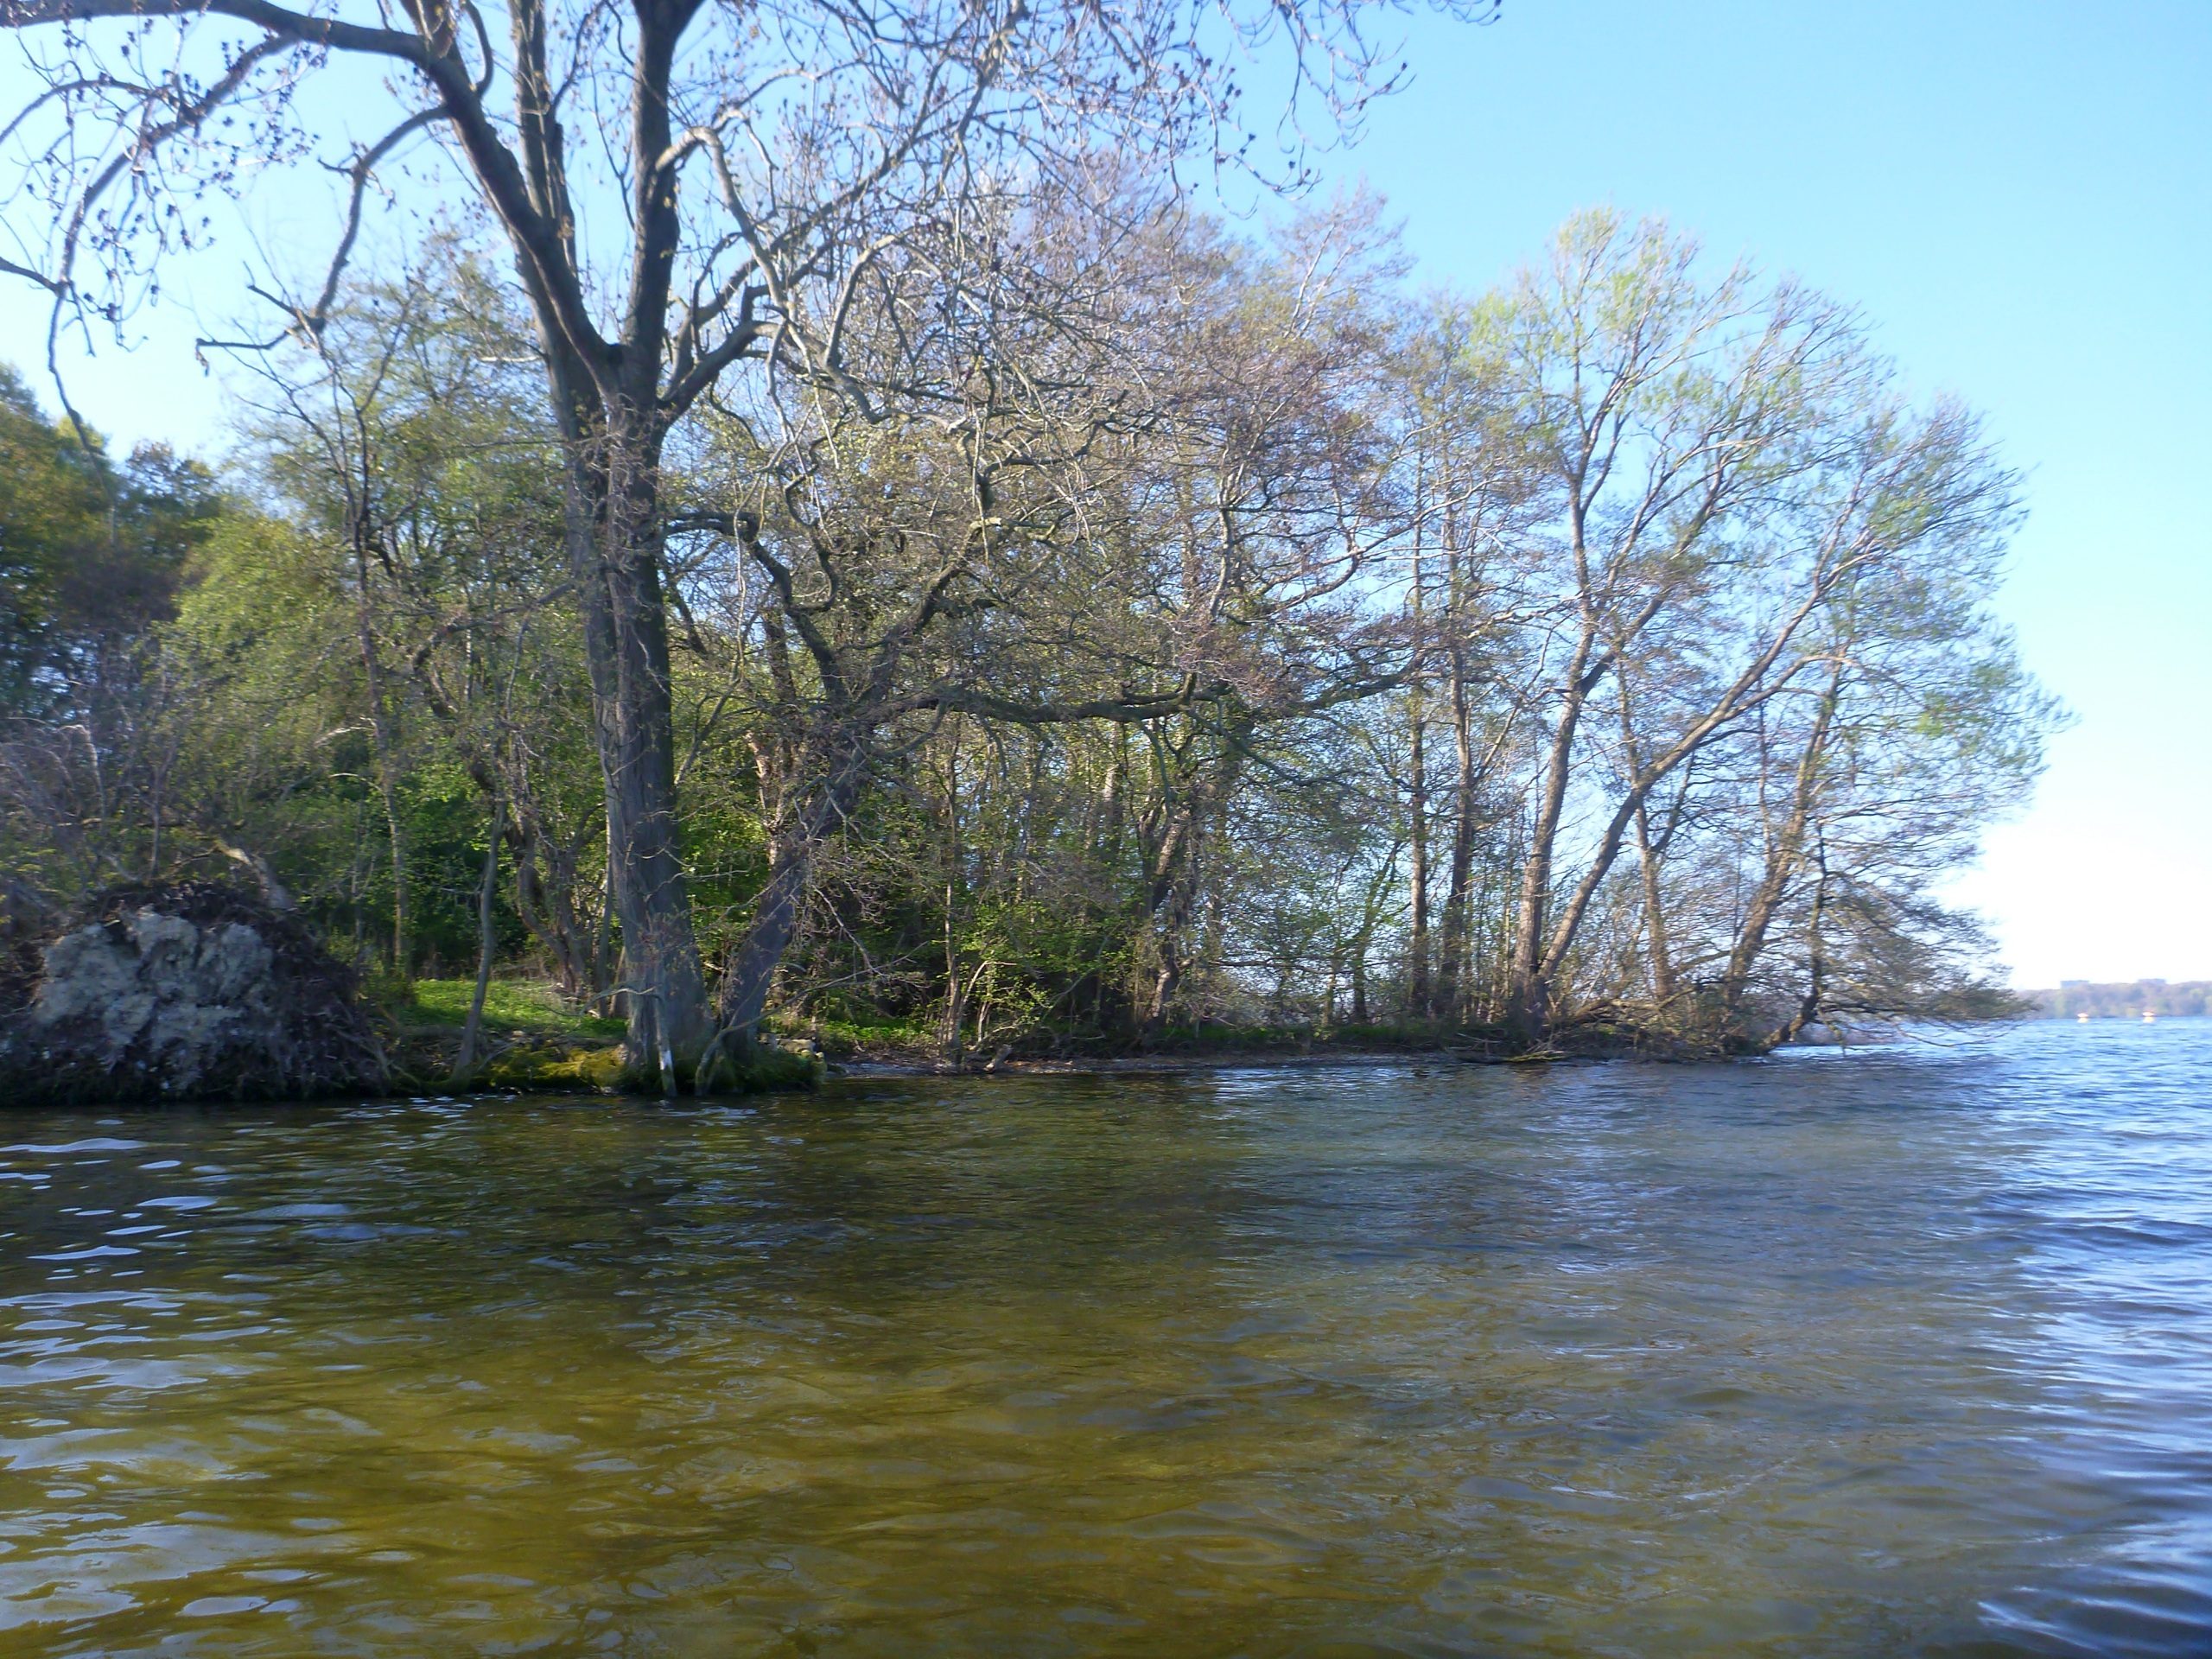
1 1018 2208 1655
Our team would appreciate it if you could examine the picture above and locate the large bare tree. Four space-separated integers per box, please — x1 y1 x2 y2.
1466 211 2024 1040
676 194 1421 1051
0 0 1482 1075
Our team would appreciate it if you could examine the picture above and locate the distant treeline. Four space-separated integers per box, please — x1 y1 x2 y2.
2027 982 2212 1020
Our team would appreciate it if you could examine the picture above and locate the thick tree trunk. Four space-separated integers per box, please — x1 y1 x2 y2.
507 819 594 999
1764 849 1831 1050
1615 716 1675 1010
716 825 813 1046
1078 742 1128 1033
1633 798 1676 1005
1721 673 1844 1027
1136 775 1205 1044
1507 635 1593 1040
1139 810 1197 1043
561 416 712 1075
1611 673 1677 1008
1144 923 1187 1037
716 741 870 1045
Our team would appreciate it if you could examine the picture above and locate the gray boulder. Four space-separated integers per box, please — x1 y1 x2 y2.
1 884 385 1103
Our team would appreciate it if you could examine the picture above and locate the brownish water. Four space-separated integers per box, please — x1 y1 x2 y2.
4 1021 2210 1655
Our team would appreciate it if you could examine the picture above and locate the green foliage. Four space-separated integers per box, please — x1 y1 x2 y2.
391 977 625 1041
773 1013 936 1059
0 203 2063 1074
0 366 220 715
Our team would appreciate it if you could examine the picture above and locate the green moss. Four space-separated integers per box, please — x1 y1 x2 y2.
478 1044 630 1093
454 1039 821 1097
686 1046 824 1096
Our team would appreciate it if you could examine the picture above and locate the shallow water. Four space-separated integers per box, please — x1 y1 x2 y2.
3 1020 2209 1656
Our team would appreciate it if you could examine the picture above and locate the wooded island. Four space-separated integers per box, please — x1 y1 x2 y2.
0 0 2053 1095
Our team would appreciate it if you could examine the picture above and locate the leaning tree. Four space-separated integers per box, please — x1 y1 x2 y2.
0 0 1487 1077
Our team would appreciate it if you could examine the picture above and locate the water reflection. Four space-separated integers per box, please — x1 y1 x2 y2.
3 1022 2209 1655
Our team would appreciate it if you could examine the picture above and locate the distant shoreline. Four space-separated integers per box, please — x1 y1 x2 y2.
2022 982 2210 1020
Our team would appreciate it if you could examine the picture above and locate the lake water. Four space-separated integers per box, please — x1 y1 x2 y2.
3 1020 2209 1656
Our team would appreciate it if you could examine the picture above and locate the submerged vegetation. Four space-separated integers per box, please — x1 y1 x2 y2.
0 2 2054 1093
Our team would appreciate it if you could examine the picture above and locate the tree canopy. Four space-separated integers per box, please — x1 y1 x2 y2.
0 200 2057 1066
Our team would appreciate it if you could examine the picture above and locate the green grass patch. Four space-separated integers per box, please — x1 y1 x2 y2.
392 978 625 1042
772 1013 935 1058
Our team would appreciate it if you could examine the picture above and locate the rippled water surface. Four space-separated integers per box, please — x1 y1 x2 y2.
4 1020 2210 1656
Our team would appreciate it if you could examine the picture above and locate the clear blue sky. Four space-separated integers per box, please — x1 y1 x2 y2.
3 0 2205 987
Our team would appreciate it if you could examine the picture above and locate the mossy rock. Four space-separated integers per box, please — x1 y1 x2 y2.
477 1043 630 1093
0 882 385 1105
689 1048 823 1096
